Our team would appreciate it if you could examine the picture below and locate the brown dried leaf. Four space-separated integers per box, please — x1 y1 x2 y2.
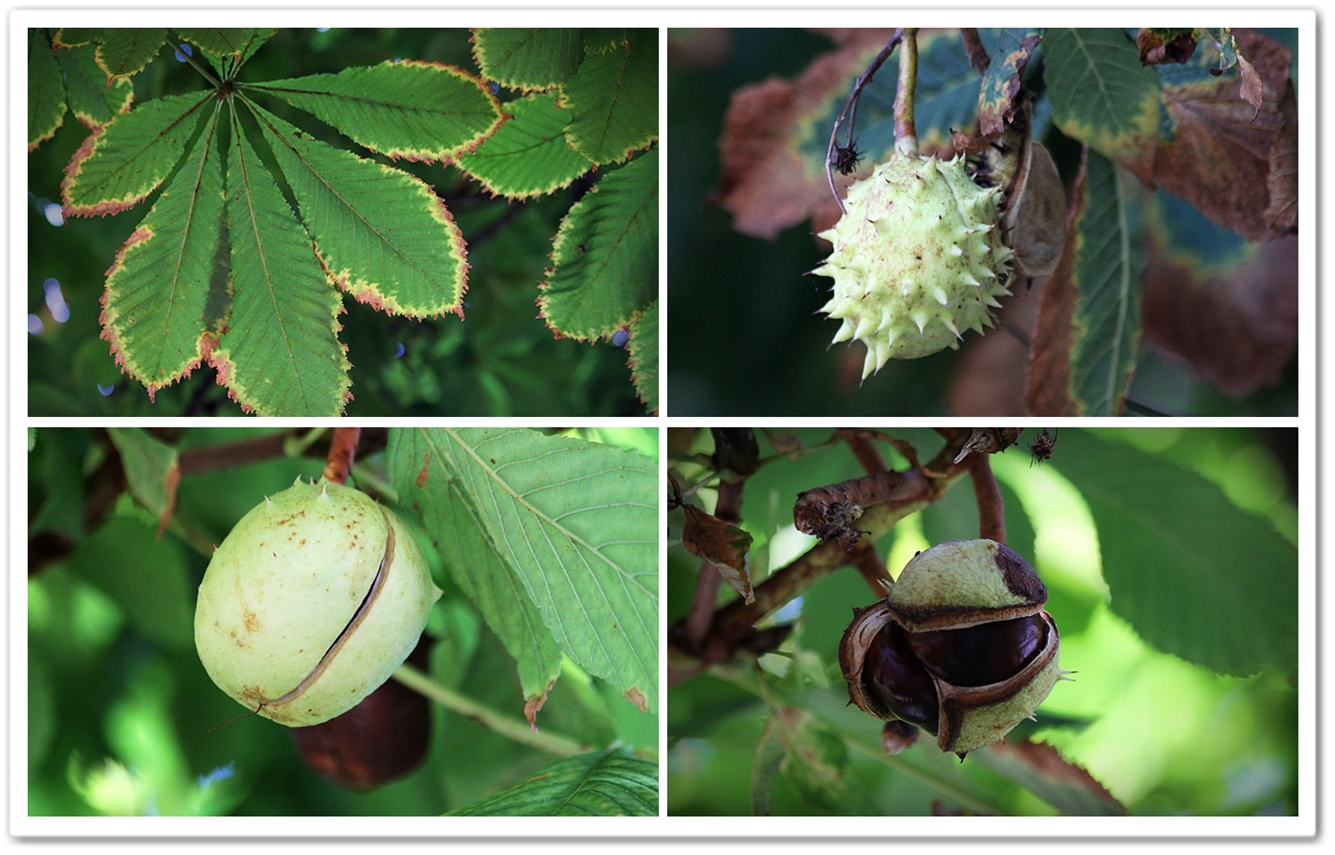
1152 29 1296 242
1023 147 1088 416
681 504 754 603
1142 234 1297 397
1136 28 1199 65
714 30 893 240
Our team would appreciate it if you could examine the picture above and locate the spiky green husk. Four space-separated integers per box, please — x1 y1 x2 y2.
815 154 1015 376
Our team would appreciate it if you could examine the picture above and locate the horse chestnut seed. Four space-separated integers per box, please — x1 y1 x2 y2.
839 539 1066 756
194 478 442 727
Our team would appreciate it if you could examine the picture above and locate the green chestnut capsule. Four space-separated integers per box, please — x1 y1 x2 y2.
194 478 442 727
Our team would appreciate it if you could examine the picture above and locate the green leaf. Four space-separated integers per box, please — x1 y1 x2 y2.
455 92 593 200
539 150 657 341
61 90 213 218
471 28 586 92
446 749 657 816
414 428 658 713
560 29 657 165
209 110 350 416
55 45 135 130
250 102 468 318
582 29 628 56
28 30 66 151
247 61 505 163
106 428 180 535
100 106 225 397
95 28 166 80
1043 28 1161 175
1069 150 1141 416
69 515 194 650
1053 430 1298 680
52 28 97 48
388 430 564 710
627 300 658 414
176 28 272 59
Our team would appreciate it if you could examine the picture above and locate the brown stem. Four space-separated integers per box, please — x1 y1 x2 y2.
894 28 920 156
848 542 892 593
837 429 887 474
961 28 990 75
969 453 1006 544
322 429 362 486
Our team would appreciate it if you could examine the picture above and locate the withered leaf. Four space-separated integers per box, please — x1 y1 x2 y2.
1142 233 1297 397
1136 28 1199 65
681 503 754 604
714 30 896 240
1152 29 1297 242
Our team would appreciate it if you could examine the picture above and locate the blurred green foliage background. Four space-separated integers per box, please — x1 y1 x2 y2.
28 427 658 816
28 28 642 417
667 427 1299 815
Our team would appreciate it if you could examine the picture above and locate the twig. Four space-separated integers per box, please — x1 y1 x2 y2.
836 429 887 474
392 664 588 758
322 428 361 485
825 30 903 213
969 452 1006 543
894 28 920 157
848 541 893 592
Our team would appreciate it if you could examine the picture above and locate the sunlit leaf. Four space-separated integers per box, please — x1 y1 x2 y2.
100 106 224 398
209 113 350 416
539 150 657 341
407 428 658 713
251 103 468 318
471 27 586 92
561 29 657 165
69 515 193 650
446 749 656 816
455 92 593 200
1054 430 1298 680
247 60 505 163
28 30 66 151
388 431 564 710
61 90 213 218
